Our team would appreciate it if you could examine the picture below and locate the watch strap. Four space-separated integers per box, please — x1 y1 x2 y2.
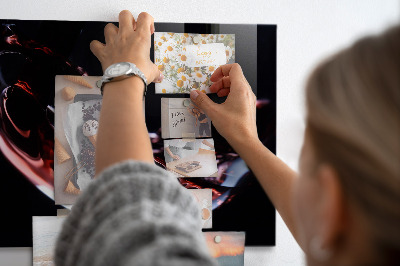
97 62 148 98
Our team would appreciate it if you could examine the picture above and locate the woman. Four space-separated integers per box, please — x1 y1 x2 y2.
55 10 400 266
187 105 211 137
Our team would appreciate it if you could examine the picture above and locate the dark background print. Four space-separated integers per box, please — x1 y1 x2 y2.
0 20 276 246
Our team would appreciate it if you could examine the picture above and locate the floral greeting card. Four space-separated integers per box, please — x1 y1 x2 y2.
154 32 235 94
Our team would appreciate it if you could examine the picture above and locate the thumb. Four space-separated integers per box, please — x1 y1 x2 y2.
149 63 164 83
190 90 216 116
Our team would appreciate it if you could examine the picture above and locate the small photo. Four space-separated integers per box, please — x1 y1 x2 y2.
154 32 235 94
188 189 212 228
33 216 66 266
54 75 102 205
203 231 246 266
164 138 218 177
161 98 212 139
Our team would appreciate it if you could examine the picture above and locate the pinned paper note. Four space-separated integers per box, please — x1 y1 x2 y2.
185 43 226 67
161 98 212 139
189 189 212 228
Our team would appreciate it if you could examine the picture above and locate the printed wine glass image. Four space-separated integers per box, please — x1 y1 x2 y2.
1 20 276 247
0 23 88 202
163 138 218 177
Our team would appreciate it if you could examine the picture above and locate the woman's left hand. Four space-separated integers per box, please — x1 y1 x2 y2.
90 10 163 83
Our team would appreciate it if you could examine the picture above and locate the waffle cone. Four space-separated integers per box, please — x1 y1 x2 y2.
65 180 80 195
88 134 97 148
55 137 70 164
63 75 93 88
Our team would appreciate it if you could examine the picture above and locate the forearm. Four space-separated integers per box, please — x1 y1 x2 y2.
95 77 153 175
165 147 174 157
229 136 299 241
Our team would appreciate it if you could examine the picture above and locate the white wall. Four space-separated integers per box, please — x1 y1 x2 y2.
0 1 398 265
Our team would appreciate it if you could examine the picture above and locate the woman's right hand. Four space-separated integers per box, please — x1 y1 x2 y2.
189 63 258 147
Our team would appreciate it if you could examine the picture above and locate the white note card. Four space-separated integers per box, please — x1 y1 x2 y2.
184 43 226 67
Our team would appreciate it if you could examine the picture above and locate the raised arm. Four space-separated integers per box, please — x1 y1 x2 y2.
190 64 299 242
90 11 162 175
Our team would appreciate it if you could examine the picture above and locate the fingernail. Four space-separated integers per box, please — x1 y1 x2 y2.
155 72 164 83
190 90 199 100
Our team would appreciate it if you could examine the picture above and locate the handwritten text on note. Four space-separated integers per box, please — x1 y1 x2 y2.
184 43 226 67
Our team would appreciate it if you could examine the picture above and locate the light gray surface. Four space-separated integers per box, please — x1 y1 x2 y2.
0 248 31 266
0 1 399 266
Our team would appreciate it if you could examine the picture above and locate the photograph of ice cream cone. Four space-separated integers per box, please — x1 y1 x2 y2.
54 75 102 204
161 98 212 139
154 32 235 94
188 189 212 228
203 231 246 266
164 138 218 177
83 120 98 148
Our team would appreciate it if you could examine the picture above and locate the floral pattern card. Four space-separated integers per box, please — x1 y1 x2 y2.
188 189 212 229
161 98 212 139
154 32 235 94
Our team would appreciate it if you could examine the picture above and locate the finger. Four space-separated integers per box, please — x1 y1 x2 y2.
118 10 134 35
217 88 230 97
90 40 105 59
150 23 155 35
136 12 154 35
210 63 243 83
190 90 217 118
209 76 231 93
151 63 164 83
104 23 118 44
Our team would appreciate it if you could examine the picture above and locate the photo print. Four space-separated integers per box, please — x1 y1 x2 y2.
33 216 66 266
161 98 212 139
54 75 102 204
189 189 212 228
204 231 246 266
163 138 218 177
154 32 235 94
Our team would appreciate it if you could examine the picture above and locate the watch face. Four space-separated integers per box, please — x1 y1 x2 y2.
106 62 131 77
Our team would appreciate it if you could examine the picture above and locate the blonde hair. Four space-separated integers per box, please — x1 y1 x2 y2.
305 25 400 264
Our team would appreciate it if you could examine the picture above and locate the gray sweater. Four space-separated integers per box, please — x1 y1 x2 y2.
55 160 217 266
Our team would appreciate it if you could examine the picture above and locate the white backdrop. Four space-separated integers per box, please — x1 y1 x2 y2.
0 1 398 265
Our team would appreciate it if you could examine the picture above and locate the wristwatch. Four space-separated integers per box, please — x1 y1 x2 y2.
96 62 148 97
